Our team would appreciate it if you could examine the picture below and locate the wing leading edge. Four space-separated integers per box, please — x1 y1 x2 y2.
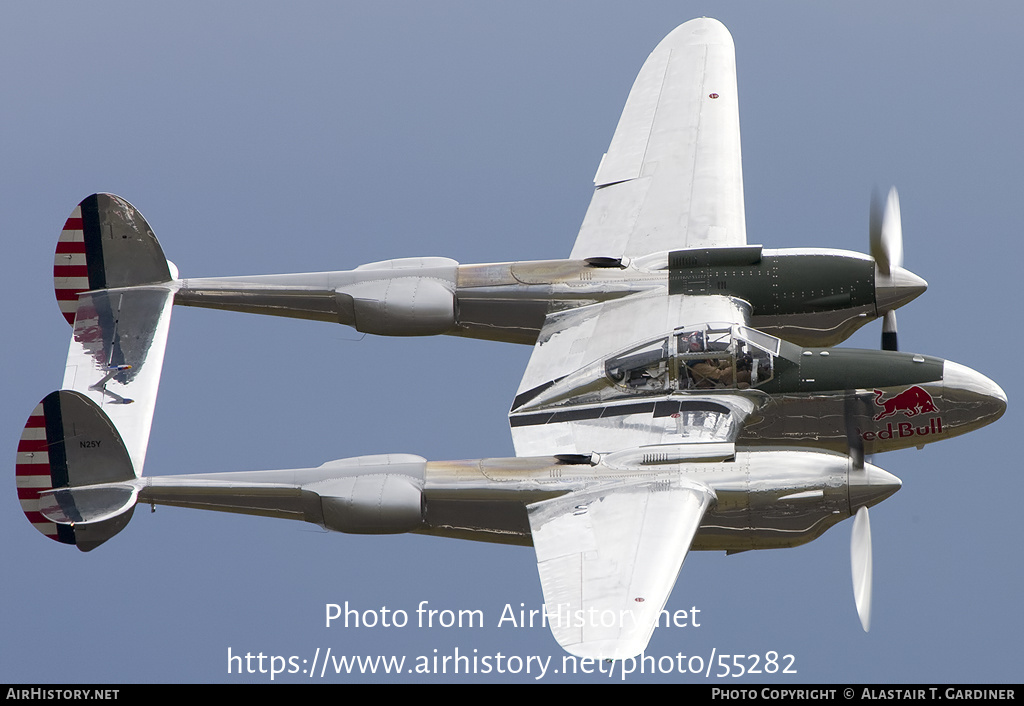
571 18 746 260
528 479 715 659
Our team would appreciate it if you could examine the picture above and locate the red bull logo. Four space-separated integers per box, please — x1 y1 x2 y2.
861 417 943 442
872 386 938 421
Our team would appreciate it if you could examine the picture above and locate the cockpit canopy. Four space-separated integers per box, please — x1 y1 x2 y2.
605 324 779 392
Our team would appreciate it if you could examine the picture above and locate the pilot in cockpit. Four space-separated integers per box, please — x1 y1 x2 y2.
682 331 751 389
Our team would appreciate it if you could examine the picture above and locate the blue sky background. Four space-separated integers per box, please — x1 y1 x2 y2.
2 2 1020 683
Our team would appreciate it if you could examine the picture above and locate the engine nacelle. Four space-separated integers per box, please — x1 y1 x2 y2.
700 450 900 552
337 277 456 336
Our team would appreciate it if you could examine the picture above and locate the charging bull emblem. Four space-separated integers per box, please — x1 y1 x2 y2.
872 386 938 421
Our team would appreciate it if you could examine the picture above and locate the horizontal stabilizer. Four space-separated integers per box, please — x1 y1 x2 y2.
62 285 175 476
16 390 138 550
38 485 139 525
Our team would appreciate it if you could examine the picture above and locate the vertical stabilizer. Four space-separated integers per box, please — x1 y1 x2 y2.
15 391 138 551
55 193 172 325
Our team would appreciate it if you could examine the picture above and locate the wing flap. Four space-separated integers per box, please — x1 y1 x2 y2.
528 480 715 659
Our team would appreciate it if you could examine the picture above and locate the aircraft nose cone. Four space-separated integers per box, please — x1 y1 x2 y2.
849 463 902 510
875 265 928 312
942 360 1007 423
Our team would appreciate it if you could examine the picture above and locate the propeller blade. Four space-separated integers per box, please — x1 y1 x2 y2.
870 186 902 276
881 310 898 351
844 393 867 470
850 506 873 632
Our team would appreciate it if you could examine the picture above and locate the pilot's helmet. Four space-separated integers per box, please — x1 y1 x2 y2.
686 331 705 352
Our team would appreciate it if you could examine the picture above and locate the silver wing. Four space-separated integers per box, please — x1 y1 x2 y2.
528 479 715 659
517 18 748 658
570 18 746 260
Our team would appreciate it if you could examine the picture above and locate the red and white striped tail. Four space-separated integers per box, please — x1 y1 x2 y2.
51 193 173 326
15 397 72 544
54 205 89 325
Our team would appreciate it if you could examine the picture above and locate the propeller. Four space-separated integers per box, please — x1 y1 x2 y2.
870 187 903 351
881 310 898 353
851 505 873 632
843 393 902 632
845 392 874 632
